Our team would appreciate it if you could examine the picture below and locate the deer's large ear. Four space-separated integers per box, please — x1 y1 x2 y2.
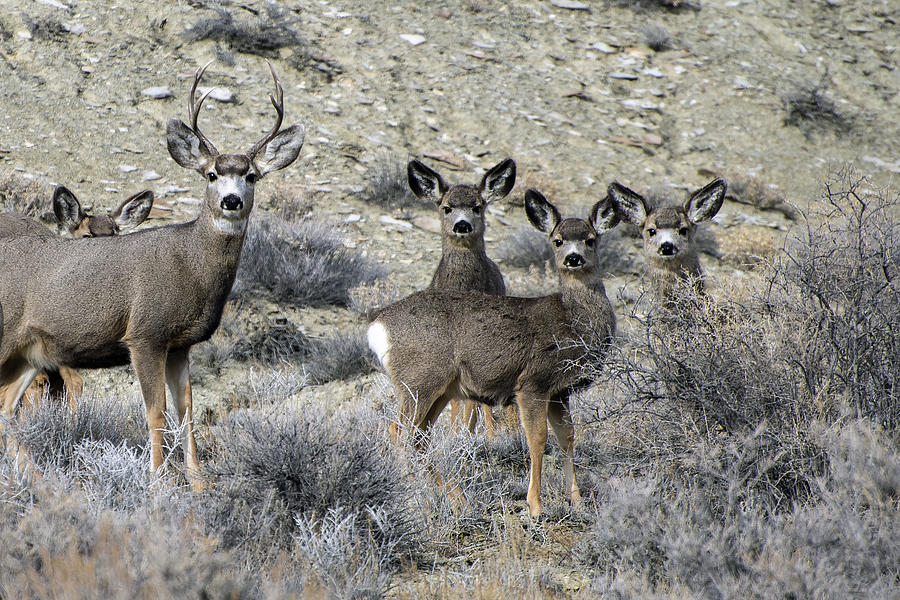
525 189 561 234
686 178 726 224
607 182 649 227
480 158 516 203
407 159 448 204
254 124 305 175
112 190 154 230
590 195 619 232
166 119 213 173
52 186 85 233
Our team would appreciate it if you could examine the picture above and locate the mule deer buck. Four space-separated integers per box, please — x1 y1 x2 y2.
14 186 155 407
0 61 304 486
608 178 726 302
369 190 619 516
407 157 515 436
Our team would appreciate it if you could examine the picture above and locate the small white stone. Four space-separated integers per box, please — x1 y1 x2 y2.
400 34 426 46
141 86 172 99
590 41 616 54
142 170 162 181
551 0 590 10
198 86 234 103
380 215 413 229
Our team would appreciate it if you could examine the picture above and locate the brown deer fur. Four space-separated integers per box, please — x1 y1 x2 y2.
609 178 726 302
408 157 516 435
0 62 304 485
369 189 619 516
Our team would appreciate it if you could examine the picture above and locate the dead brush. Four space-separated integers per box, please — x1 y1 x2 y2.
782 76 852 137
348 278 408 319
768 167 900 429
304 329 377 384
584 281 823 512
233 215 384 307
185 5 302 58
360 157 422 211
0 169 48 218
199 406 421 572
641 22 672 51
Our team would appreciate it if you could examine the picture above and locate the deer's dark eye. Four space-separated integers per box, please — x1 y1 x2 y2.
472 205 482 215
554 239 563 247
207 172 218 182
679 227 689 236
443 206 452 214
246 172 258 184
585 238 595 247
647 228 656 237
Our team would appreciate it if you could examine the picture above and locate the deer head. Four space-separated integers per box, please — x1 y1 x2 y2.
165 61 305 235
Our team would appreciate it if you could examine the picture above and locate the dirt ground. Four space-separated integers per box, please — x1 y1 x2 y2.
0 0 898 593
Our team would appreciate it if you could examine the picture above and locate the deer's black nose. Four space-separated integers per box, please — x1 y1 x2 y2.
453 220 473 235
221 195 243 211
564 253 585 268
659 241 677 256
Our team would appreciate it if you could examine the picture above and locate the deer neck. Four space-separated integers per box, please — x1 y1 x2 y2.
558 267 613 336
432 238 498 292
186 210 248 289
651 254 703 300
441 236 489 268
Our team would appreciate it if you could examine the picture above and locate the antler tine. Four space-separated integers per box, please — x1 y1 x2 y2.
246 61 285 161
188 60 219 157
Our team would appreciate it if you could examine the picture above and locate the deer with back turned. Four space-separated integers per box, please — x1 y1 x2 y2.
0 61 304 485
369 189 619 516
16 185 155 407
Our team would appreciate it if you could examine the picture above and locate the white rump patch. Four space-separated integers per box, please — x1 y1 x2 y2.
367 321 391 371
212 216 248 236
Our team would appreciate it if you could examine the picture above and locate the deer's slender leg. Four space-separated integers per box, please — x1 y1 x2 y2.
58 367 83 411
479 404 498 438
463 399 479 434
517 391 549 517
21 372 48 412
0 360 42 476
449 398 463 432
548 398 581 508
130 344 168 474
421 390 465 508
165 347 202 489
0 358 39 417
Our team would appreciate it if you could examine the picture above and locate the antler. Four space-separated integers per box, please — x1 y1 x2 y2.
246 61 285 161
188 60 219 157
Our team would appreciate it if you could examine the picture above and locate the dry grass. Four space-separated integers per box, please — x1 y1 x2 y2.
0 169 49 218
782 78 852 137
1 169 897 598
233 215 384 307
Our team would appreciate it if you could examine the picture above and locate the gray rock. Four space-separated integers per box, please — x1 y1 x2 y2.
198 86 235 103
141 86 173 99
399 34 426 46
551 0 590 9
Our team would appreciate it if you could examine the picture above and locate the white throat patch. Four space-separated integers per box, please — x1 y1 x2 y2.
212 216 248 236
